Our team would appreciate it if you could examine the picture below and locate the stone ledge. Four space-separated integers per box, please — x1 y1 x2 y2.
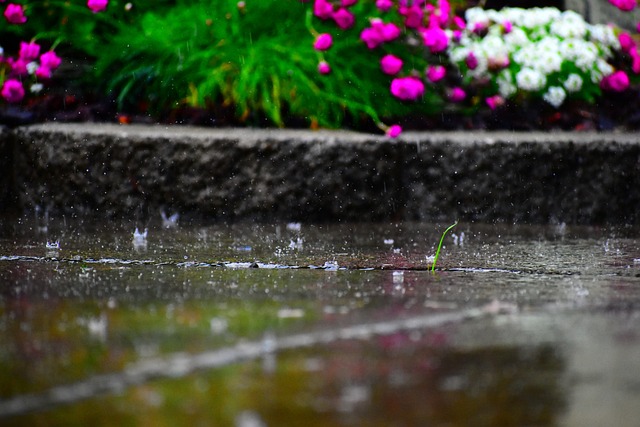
3 123 640 224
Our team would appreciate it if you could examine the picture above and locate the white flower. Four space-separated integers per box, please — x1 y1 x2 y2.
448 45 470 63
497 70 517 97
0 46 4 56
596 59 614 76
550 11 587 39
499 8 527 27
561 39 599 71
512 44 538 68
537 50 563 74
27 62 39 74
563 74 583 92
516 68 546 91
448 6 621 108
30 83 44 93
543 86 566 108
589 25 620 50
479 35 509 59
503 28 529 48
589 59 614 83
464 7 490 29
517 7 561 29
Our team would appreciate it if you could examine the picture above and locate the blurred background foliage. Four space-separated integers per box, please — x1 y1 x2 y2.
3 0 635 131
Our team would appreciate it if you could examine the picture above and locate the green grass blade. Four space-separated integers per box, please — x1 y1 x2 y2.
431 221 458 273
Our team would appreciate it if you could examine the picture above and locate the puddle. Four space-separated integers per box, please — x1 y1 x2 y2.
0 220 639 425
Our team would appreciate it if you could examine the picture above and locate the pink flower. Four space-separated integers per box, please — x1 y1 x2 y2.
386 124 402 138
341 0 357 6
4 3 26 24
436 0 450 27
332 7 354 29
376 0 393 12
630 48 640 73
19 41 40 61
7 57 28 75
601 70 630 91
1 79 25 103
448 87 466 102
426 65 446 82
421 26 449 53
313 33 333 51
314 0 333 19
472 21 488 34
465 52 478 70
485 95 505 110
390 77 425 101
375 21 401 41
361 27 383 49
318 61 331 74
380 54 403 75
87 0 108 13
40 51 62 70
502 20 513 33
619 32 635 52
609 0 636 12
453 16 466 29
35 65 52 79
399 5 423 29
360 19 401 49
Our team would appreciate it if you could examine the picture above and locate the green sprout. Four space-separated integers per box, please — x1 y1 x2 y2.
431 221 458 273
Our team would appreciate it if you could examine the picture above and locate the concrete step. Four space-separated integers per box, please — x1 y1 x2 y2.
2 123 639 224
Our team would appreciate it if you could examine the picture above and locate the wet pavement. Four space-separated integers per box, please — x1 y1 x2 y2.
0 220 639 426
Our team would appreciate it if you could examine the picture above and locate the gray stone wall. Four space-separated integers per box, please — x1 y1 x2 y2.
3 124 640 225
565 0 640 29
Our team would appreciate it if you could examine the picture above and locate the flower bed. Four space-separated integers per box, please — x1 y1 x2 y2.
2 1 640 135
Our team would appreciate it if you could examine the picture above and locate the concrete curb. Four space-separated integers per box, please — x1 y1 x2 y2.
3 123 640 224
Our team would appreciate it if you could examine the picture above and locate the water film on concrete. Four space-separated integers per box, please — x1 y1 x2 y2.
0 220 639 426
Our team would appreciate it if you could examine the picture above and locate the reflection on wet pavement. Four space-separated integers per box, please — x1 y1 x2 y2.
0 220 639 426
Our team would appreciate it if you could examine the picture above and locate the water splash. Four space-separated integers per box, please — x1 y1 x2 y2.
160 210 180 229
45 240 60 250
132 228 148 250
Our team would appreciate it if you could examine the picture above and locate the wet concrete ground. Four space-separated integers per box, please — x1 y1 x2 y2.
0 220 639 426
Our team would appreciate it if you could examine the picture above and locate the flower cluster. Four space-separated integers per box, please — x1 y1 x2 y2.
1 1 110 104
449 7 627 109
311 0 461 137
310 1 637 136
1 41 62 103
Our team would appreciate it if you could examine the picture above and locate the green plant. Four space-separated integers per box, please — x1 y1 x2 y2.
91 0 443 128
431 221 458 272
